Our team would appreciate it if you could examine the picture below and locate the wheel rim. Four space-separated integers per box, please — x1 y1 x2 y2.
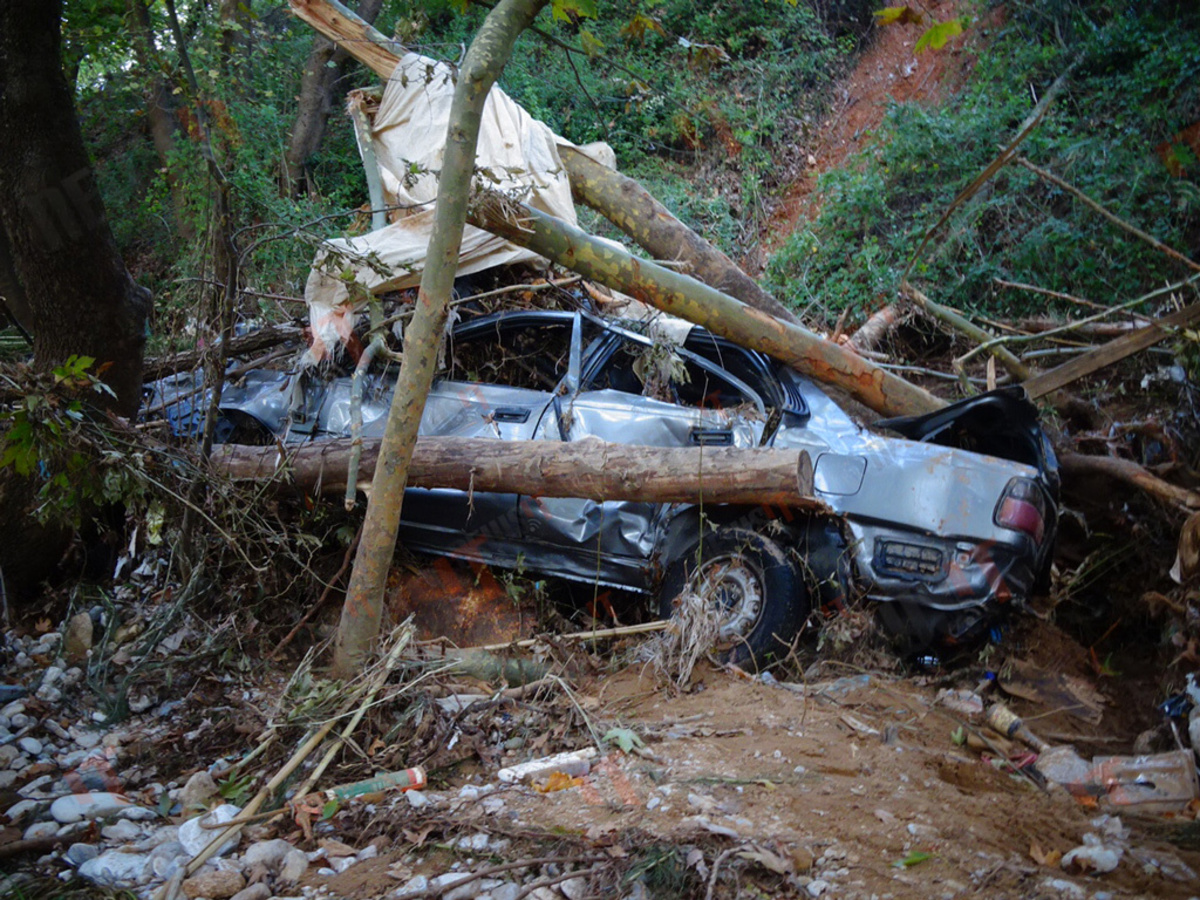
690 553 766 639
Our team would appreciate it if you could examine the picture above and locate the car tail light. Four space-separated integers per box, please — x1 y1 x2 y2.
995 477 1046 544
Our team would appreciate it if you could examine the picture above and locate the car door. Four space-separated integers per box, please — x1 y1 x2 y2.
516 325 768 587
396 313 577 564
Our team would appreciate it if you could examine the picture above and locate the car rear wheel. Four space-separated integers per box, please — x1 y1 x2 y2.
659 527 808 668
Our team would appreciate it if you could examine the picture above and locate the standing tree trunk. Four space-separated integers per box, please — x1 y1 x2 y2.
283 0 384 198
0 0 150 415
332 0 550 678
127 0 194 242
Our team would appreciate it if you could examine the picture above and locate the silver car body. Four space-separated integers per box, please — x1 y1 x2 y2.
153 309 1057 647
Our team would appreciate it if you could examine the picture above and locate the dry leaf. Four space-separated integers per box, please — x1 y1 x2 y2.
534 771 583 793
402 825 435 847
737 844 793 875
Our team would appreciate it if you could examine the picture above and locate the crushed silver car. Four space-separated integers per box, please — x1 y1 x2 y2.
150 309 1059 664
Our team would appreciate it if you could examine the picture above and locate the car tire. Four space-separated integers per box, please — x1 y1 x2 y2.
659 527 808 668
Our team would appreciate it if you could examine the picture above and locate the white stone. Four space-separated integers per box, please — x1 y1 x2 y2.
329 855 357 873
0 770 17 790
9 714 30 729
35 685 62 703
23 821 59 841
78 849 151 886
5 799 43 822
1039 878 1086 898
101 819 143 841
241 838 295 871
433 872 477 900
806 879 829 897
66 843 99 866
178 771 219 810
394 875 430 897
279 848 308 884
51 792 137 824
17 736 43 756
149 841 188 879
179 804 243 858
1 701 24 717
70 726 103 750
487 884 521 900
405 789 429 809
41 666 65 688
560 876 589 900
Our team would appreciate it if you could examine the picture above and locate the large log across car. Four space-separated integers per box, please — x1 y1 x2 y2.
213 436 825 509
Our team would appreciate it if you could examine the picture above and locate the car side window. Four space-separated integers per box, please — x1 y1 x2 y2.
588 337 756 411
446 322 573 392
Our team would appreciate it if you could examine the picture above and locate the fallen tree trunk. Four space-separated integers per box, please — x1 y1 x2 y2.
1059 451 1200 511
214 436 824 509
468 193 945 418
558 146 801 325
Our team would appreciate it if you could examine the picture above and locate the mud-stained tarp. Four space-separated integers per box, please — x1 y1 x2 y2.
303 51 614 362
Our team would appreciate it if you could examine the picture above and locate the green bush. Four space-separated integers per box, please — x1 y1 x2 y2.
766 1 1200 324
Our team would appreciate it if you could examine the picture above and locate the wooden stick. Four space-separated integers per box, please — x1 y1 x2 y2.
901 281 1032 381
1023 299 1200 399
1016 157 1200 274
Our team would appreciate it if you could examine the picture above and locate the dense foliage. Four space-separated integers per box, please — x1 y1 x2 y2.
60 0 1200 339
766 0 1200 321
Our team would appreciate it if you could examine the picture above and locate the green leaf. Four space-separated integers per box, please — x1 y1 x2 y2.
322 798 340 819
950 725 966 746
579 28 605 59
874 6 923 26
914 18 965 53
893 850 933 868
603 727 645 753
551 0 597 23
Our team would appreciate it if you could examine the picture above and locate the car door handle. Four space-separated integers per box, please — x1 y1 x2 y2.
491 407 531 423
689 427 733 446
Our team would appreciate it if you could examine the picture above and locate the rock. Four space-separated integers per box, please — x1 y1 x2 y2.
560 876 589 900
79 849 152 886
0 744 19 768
487 884 521 900
23 821 59 841
328 855 357 874
791 846 814 873
179 804 243 858
70 726 103 750
406 789 429 809
0 770 17 790
230 884 272 900
5 798 44 823
1061 836 1122 875
182 868 246 899
1039 878 1086 898
241 838 295 871
101 819 143 841
179 771 220 810
279 847 308 884
66 843 100 866
432 872 477 900
51 792 138 824
806 879 829 898
394 874 430 896
17 736 43 756
63 612 94 663
149 841 189 879
35 685 62 703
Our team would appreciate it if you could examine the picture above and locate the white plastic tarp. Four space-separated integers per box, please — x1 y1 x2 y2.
304 52 611 362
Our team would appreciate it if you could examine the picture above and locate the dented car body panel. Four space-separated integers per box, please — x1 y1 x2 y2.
150 310 1058 647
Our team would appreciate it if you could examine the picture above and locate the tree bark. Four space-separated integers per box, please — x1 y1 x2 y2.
332 0 550 678
468 194 945 419
0 0 150 416
283 0 384 198
559 146 801 326
215 437 822 508
1059 451 1200 512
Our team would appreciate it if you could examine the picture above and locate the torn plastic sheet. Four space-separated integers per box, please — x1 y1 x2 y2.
303 51 614 363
